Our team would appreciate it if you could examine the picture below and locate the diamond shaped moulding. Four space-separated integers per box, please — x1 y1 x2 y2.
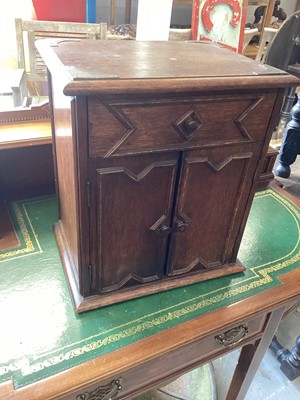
173 108 204 141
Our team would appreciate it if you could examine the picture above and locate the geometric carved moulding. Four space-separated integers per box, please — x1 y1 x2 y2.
173 107 203 141
98 160 177 182
185 152 252 173
234 97 263 140
103 105 136 158
173 256 222 276
96 96 264 157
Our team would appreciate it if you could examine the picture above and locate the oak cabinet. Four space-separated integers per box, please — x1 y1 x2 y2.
36 39 299 312
88 143 260 296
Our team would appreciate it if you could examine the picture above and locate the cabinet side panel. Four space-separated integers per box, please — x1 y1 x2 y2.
51 75 79 275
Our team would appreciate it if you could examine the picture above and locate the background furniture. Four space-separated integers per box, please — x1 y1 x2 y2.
0 121 54 200
110 0 132 24
244 0 278 58
242 27 259 53
248 0 276 32
264 9 300 70
191 0 248 53
32 0 87 22
275 93 300 177
255 26 277 61
270 334 300 381
36 38 298 312
0 69 28 108
265 10 300 174
15 18 107 96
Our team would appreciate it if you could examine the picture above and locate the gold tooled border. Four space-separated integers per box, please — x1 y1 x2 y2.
0 201 42 262
1 189 300 379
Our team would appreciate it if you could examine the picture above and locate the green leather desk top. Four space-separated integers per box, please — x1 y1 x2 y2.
0 188 299 389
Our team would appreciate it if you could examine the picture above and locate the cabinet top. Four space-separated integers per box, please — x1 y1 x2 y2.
36 39 299 95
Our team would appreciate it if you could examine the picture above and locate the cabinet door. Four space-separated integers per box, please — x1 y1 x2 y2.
166 143 261 276
89 153 178 294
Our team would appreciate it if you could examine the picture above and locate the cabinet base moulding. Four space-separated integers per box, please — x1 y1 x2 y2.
54 222 245 312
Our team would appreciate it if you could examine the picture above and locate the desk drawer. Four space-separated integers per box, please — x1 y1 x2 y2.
87 92 276 158
65 313 267 400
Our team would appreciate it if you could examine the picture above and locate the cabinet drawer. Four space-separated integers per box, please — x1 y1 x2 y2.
87 92 276 158
65 313 267 400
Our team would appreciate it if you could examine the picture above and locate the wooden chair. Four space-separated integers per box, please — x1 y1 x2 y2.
255 27 278 62
15 18 107 96
267 10 300 176
242 28 259 54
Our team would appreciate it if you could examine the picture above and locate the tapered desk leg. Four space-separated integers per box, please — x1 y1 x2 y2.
226 306 286 400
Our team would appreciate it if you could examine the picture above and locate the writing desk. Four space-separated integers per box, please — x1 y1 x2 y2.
0 120 54 199
0 121 51 150
0 184 300 399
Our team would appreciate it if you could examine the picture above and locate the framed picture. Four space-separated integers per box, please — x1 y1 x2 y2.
191 0 248 53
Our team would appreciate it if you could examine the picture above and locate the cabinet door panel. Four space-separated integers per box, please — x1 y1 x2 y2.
167 144 260 276
89 154 178 294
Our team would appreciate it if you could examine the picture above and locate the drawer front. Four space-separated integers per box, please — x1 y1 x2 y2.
64 313 267 400
88 92 276 158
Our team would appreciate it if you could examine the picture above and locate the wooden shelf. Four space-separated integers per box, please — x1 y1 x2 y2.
0 120 52 150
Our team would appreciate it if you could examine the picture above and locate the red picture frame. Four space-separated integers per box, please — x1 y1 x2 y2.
191 0 248 53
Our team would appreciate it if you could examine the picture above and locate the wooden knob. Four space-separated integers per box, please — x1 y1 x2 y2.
175 220 187 232
159 224 172 236
184 116 200 134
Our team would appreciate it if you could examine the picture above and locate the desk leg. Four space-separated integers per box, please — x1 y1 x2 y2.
269 335 300 381
226 306 286 400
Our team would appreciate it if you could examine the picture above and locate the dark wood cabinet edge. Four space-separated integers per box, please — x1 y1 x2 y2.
70 265 245 313
62 76 300 96
78 266 245 313
54 221 82 306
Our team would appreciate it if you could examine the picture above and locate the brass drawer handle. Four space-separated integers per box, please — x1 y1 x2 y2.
215 325 249 347
76 378 122 400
